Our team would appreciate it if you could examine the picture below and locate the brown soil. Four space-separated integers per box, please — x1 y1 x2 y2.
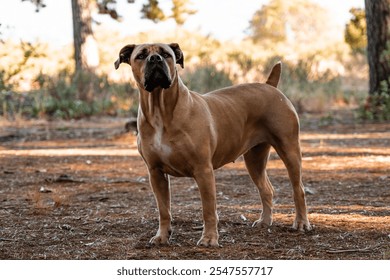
0 115 389 260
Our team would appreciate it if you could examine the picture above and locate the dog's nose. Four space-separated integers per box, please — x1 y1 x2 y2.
148 54 163 64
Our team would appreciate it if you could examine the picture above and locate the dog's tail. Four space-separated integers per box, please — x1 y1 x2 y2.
265 61 281 88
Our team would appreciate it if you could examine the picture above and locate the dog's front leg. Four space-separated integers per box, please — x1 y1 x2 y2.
148 168 172 245
193 166 219 247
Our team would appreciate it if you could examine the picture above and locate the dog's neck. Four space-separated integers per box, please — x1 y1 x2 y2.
138 74 190 128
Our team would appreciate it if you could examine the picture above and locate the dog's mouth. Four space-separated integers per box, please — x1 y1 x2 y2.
144 64 172 92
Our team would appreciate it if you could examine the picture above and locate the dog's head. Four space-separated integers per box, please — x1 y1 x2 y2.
114 43 184 92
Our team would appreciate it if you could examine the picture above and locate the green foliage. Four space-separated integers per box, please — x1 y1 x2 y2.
0 38 139 120
171 0 197 26
344 8 367 54
248 0 329 47
96 0 136 21
248 0 286 44
379 33 390 64
227 51 254 74
0 23 360 120
141 0 197 25
0 41 45 119
359 79 390 121
0 70 10 93
182 65 233 94
264 55 342 113
25 0 196 25
33 70 138 119
1 69 138 120
360 34 390 122
141 0 166 22
0 41 44 91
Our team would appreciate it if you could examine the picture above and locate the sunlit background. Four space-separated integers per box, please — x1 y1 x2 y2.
0 0 367 120
2 0 364 45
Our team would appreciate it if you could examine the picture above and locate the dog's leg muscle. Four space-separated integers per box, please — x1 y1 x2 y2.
148 169 172 245
193 166 219 247
243 143 274 228
273 140 312 231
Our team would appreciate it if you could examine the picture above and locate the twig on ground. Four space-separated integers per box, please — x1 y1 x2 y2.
45 174 147 185
0 238 15 242
326 245 380 254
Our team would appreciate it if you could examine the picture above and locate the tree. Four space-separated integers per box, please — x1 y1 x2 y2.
21 0 46 11
248 0 287 44
248 0 329 47
364 0 390 96
345 8 367 54
170 0 197 26
141 0 166 22
23 0 196 73
140 0 196 25
71 0 99 73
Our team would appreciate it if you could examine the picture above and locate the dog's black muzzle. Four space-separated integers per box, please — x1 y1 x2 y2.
144 54 172 92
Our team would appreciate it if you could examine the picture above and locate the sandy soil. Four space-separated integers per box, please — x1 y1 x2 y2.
0 116 389 259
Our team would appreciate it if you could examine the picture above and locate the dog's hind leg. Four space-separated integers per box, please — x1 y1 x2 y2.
272 139 312 231
244 143 275 228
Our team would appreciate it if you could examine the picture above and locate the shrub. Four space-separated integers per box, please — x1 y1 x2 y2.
32 70 138 119
182 64 233 94
264 56 342 113
359 79 390 121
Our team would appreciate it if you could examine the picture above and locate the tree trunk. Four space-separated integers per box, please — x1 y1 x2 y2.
364 0 390 95
71 0 99 73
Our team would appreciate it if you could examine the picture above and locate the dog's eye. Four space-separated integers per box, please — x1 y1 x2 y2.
162 53 170 58
136 54 145 60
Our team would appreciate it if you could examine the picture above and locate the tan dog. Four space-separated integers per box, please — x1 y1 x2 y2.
115 43 311 247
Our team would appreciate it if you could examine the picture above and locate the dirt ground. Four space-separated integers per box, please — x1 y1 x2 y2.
0 114 389 260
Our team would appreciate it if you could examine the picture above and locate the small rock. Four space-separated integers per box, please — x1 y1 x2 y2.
305 187 315 195
240 214 247 222
59 224 73 231
36 169 47 173
39 186 52 193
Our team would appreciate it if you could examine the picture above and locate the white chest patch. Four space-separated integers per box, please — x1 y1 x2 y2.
151 110 172 162
152 125 172 161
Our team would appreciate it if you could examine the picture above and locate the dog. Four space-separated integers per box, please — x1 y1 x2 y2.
114 43 312 247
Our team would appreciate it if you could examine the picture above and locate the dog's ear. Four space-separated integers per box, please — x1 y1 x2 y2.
169 43 184 68
114 44 136 70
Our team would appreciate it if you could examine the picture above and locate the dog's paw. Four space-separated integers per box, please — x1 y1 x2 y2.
197 234 219 247
292 219 312 232
197 238 219 247
149 234 170 245
149 229 171 245
252 218 272 228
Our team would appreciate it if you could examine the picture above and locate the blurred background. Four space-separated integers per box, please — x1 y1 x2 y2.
0 0 386 122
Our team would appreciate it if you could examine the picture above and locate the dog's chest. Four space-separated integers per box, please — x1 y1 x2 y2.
138 120 195 177
138 117 175 165
150 125 172 160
